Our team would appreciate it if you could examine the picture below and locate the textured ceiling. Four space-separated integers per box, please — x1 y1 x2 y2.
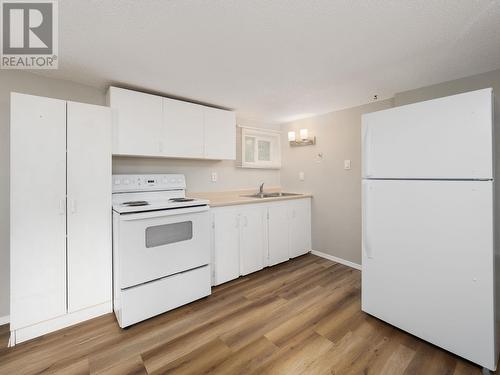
35 0 500 123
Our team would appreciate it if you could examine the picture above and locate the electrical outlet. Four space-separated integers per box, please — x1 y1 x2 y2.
299 171 305 181
211 172 217 182
344 160 351 170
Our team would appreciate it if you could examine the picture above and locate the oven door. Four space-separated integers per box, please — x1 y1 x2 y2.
117 206 210 289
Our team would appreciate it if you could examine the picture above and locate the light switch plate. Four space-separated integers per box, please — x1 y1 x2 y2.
344 160 351 170
211 172 218 182
299 171 305 181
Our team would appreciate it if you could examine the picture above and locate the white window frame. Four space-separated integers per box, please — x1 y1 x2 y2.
240 126 281 169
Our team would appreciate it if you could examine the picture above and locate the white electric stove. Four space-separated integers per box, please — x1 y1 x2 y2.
112 174 211 328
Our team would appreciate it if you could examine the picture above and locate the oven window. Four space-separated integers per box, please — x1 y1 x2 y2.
145 221 193 248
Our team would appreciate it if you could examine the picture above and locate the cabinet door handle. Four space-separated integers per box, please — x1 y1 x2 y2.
70 199 77 214
59 198 66 215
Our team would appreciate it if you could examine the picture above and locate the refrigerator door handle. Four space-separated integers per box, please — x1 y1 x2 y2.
363 124 372 178
363 182 374 259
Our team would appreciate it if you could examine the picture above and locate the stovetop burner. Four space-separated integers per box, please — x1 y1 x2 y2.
122 200 149 207
169 198 195 202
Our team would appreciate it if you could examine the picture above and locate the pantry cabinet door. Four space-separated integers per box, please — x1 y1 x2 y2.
213 208 240 285
289 198 312 258
204 107 236 160
108 87 163 156
67 101 112 313
163 98 204 158
240 206 265 275
10 93 67 330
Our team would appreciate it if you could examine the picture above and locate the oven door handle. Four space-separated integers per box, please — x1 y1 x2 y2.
118 205 209 221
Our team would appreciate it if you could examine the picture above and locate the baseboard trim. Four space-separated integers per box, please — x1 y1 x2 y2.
0 315 9 325
10 301 112 346
311 250 362 271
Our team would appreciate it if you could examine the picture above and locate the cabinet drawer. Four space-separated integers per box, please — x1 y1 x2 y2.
119 265 211 327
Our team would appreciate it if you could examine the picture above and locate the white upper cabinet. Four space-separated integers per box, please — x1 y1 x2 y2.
162 98 205 158
108 87 236 160
204 107 236 160
107 87 163 156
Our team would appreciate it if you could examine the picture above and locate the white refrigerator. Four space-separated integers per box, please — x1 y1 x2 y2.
361 88 498 371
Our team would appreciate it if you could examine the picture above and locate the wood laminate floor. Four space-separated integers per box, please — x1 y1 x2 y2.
0 254 489 374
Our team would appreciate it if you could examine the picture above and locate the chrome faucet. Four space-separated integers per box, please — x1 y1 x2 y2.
259 183 264 195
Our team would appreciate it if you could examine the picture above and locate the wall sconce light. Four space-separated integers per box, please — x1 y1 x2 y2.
288 128 316 146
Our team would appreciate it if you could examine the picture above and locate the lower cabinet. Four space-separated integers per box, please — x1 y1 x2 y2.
288 198 312 258
211 198 311 286
267 203 290 266
239 207 266 275
212 205 266 285
212 208 241 285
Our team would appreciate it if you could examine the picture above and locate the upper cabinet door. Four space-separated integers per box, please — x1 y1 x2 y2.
10 93 67 330
66 102 112 313
204 107 236 160
362 88 493 179
162 98 204 158
107 87 163 156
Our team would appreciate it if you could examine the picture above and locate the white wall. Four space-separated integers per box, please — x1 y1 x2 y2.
113 157 280 192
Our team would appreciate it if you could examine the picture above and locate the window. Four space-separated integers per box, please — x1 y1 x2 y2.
240 127 281 169
258 140 271 161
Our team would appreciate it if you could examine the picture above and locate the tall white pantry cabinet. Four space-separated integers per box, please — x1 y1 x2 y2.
10 93 112 345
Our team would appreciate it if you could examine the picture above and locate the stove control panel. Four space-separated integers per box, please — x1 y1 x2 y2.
112 174 186 193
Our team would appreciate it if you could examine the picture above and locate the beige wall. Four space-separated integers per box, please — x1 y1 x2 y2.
280 99 393 264
0 71 279 319
393 68 500 107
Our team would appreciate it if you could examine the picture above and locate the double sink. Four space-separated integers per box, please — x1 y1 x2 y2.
241 192 302 199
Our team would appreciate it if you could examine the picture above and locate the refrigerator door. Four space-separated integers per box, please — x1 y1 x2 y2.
362 179 496 370
362 88 493 179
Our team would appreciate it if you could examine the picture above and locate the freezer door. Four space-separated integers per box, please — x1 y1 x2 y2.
362 179 496 370
362 88 493 179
